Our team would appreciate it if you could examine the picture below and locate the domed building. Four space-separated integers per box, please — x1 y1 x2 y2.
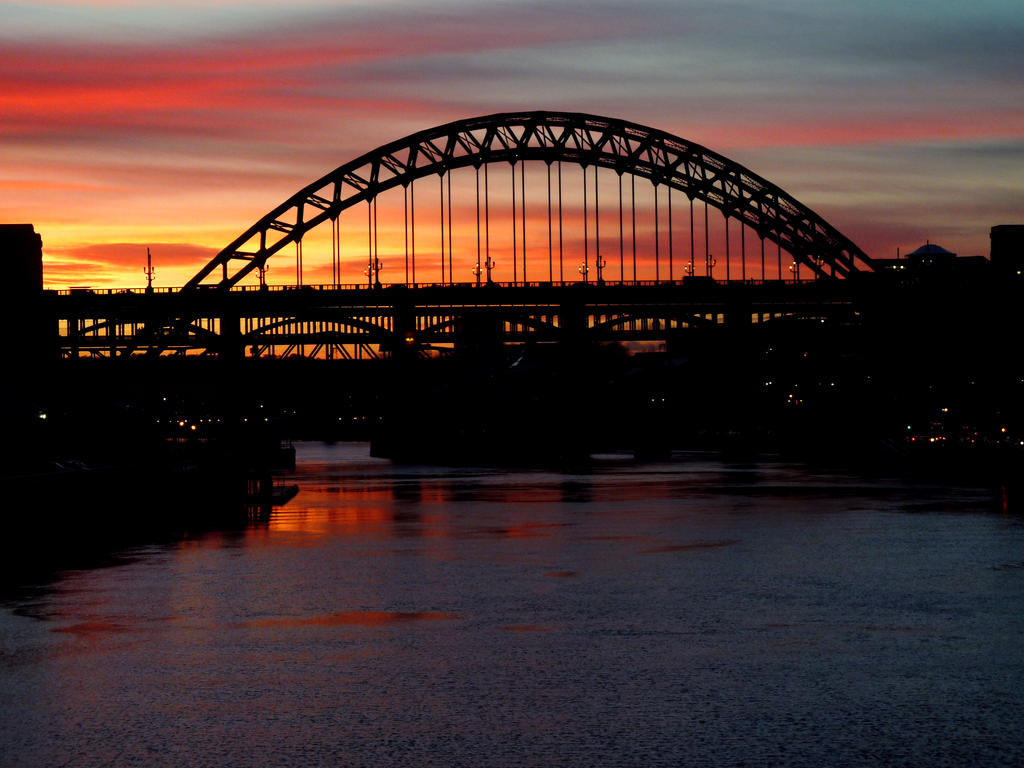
877 240 989 277
906 242 956 268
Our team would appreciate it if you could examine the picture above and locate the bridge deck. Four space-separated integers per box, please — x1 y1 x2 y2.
48 278 873 358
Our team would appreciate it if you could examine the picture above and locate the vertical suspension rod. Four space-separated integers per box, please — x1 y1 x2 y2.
411 179 416 285
653 181 659 283
404 184 409 284
594 165 600 277
485 162 490 281
521 160 526 283
631 174 637 281
668 185 673 282
741 218 746 281
366 200 372 289
476 165 481 286
583 164 588 282
511 161 517 285
689 195 695 276
331 216 339 287
547 162 553 283
704 199 710 277
618 171 624 283
558 161 564 282
439 172 445 284
724 213 730 282
448 169 453 285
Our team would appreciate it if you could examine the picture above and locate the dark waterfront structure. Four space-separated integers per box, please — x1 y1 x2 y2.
0 224 43 292
991 224 1024 275
8 112 1024 471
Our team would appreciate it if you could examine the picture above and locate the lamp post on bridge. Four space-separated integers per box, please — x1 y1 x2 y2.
144 247 155 293
258 262 270 290
595 255 607 285
578 261 589 284
706 253 717 278
365 254 383 288
473 256 496 285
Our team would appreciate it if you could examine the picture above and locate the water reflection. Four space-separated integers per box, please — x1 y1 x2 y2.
242 611 461 628
1 442 1022 768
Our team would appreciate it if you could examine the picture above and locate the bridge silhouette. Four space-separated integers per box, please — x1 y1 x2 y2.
4 112 1021 467
50 111 877 360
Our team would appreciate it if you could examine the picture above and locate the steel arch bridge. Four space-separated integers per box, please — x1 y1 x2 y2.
55 111 878 359
187 110 872 290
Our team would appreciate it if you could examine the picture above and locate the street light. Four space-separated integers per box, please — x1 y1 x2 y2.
144 247 155 293
365 254 383 288
474 256 496 284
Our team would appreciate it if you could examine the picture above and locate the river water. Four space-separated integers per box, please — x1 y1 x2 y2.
2 442 1023 767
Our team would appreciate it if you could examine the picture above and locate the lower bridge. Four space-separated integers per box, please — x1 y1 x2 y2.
51 278 865 359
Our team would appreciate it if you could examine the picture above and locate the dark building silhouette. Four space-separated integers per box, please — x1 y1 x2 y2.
906 241 956 268
0 223 43 294
1 225 46 472
991 225 1024 275
0 224 45 361
875 241 987 277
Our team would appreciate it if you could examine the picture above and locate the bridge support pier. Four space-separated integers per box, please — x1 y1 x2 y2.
387 293 418 359
558 295 588 347
219 310 244 360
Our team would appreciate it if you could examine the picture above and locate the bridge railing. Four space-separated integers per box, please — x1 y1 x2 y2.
53 278 808 296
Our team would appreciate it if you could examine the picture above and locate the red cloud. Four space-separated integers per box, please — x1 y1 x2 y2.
0 7 634 142
42 242 223 289
47 241 218 268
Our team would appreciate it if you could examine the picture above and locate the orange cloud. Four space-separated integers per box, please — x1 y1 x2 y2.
42 242 220 288
49 241 218 267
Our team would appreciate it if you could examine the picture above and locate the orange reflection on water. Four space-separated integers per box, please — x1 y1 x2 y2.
545 570 578 578
264 506 396 540
51 620 131 637
256 478 453 543
263 477 396 541
243 611 461 629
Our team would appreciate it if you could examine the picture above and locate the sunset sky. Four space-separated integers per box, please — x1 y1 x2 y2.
3 0 1023 288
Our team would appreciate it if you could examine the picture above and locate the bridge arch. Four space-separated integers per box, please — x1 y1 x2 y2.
245 312 394 343
591 311 713 335
185 111 873 291
418 312 562 340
